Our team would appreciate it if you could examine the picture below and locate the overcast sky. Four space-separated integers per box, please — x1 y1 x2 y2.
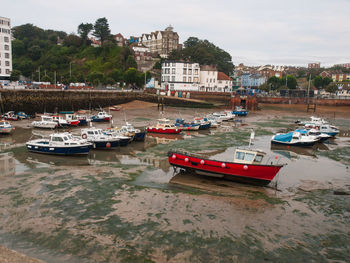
3 0 350 67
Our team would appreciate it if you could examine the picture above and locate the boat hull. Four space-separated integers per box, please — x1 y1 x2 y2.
134 132 146 141
0 127 14 134
147 127 181 134
271 140 315 146
233 111 248 116
90 140 119 149
26 143 92 155
168 151 283 186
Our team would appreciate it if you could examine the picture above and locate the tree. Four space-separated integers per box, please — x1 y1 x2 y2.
323 77 332 87
41 75 52 83
267 76 281 90
313 76 323 89
63 34 82 47
28 45 42 60
325 83 338 94
108 69 123 82
12 40 25 57
184 37 200 48
78 23 93 45
286 75 297 89
93 17 111 44
124 68 138 84
126 55 137 69
10 70 21 81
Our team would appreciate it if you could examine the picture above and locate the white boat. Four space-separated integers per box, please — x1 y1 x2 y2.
295 129 331 142
224 110 236 120
32 116 58 129
271 131 317 146
212 112 232 122
81 127 120 149
318 124 339 137
104 127 133 146
122 122 146 141
0 120 15 134
205 115 220 128
91 111 112 122
26 132 92 155
52 115 69 127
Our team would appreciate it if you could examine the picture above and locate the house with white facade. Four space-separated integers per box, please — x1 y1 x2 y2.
241 73 266 88
199 65 232 92
0 16 12 80
217 72 232 92
161 61 200 91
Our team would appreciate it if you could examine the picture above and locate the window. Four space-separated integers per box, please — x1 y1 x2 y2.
254 155 263 163
172 76 175 82
172 63 175 66
5 61 9 66
194 77 198 83
245 153 255 162
183 76 186 82
172 68 176 74
6 69 10 74
183 68 187 75
184 63 187 67
188 69 192 75
236 151 245 160
188 77 192 82
4 45 9 50
4 36 9 42
194 69 198 75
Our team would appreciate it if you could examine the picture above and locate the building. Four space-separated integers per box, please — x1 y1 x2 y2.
332 73 350 82
161 61 200 91
334 63 350 69
241 73 266 88
308 62 321 69
141 26 180 58
0 16 12 80
320 71 331 78
130 43 155 72
114 33 125 47
199 65 232 92
89 37 101 47
257 65 284 79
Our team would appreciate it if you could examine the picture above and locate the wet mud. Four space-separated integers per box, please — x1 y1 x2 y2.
0 104 350 262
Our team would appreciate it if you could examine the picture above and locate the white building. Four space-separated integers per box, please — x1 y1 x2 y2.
161 61 200 91
0 16 12 80
199 65 232 92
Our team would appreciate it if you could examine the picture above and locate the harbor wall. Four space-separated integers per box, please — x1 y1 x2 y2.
256 97 350 106
0 90 214 114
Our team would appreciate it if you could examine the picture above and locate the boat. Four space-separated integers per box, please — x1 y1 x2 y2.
26 132 92 155
192 117 211 130
317 124 339 137
52 115 70 127
174 118 200 131
2 111 19 121
168 148 284 186
232 106 248 116
81 127 120 149
224 110 236 120
205 115 220 128
104 127 133 146
271 131 317 146
16 111 30 119
91 111 112 122
122 122 146 141
295 128 331 142
212 112 232 122
75 115 89 126
147 118 182 134
64 113 80 126
32 115 58 129
109 106 122 111
0 120 15 134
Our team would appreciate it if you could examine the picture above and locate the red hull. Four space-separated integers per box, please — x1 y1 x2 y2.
168 151 283 185
69 120 80 126
147 127 181 134
104 117 111 121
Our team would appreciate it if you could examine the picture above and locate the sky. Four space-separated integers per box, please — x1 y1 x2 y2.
3 0 350 67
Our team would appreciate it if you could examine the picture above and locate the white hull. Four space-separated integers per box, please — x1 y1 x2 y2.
32 121 57 129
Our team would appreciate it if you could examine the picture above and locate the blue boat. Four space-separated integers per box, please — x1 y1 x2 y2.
103 127 132 146
193 117 211 130
91 111 112 122
26 132 92 155
17 111 30 119
175 118 200 131
123 122 147 141
232 106 248 116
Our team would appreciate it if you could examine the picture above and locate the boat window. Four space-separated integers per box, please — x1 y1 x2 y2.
245 153 255 162
292 136 299 140
254 155 263 163
88 131 94 135
63 136 68 141
52 137 63 142
236 151 245 160
94 131 99 134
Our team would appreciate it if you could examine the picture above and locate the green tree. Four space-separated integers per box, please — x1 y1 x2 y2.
267 76 281 90
63 34 82 47
12 40 25 57
126 55 137 69
10 70 21 81
124 68 138 84
93 17 111 44
41 75 52 83
108 69 123 82
184 37 200 48
78 23 93 45
323 77 332 87
28 45 42 60
313 76 323 89
325 83 338 94
87 71 104 83
286 75 297 89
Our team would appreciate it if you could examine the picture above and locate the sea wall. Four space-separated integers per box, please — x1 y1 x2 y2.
256 97 350 106
0 90 213 114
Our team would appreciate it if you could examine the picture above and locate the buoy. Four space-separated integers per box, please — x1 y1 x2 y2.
243 165 248 170
172 154 176 159
200 160 205 165
185 158 189 162
275 156 278 159
221 163 226 168
106 142 111 148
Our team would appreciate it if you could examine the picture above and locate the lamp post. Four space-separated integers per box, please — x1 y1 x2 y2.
69 62 72 79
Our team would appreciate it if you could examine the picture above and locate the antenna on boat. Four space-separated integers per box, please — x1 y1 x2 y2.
249 129 255 148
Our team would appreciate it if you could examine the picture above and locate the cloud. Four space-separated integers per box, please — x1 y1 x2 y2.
4 0 350 66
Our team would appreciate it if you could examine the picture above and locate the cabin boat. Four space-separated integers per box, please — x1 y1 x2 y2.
224 110 236 120
122 122 146 141
2 111 19 121
0 120 15 134
75 115 89 126
81 127 120 149
104 127 133 146
91 111 112 122
147 119 182 134
26 132 92 155
52 115 69 127
232 106 248 116
168 148 284 186
317 124 339 137
205 115 220 128
271 131 317 146
175 119 200 131
192 117 211 130
17 112 30 119
295 128 331 142
212 112 232 122
32 115 58 129
64 114 80 126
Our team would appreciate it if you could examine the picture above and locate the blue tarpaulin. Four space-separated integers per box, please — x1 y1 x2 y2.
273 132 293 142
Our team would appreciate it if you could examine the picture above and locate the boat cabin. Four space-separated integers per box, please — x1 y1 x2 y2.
233 149 266 164
49 133 76 143
81 128 103 136
157 118 176 128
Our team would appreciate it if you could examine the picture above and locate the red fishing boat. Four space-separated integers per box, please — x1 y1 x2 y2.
168 148 285 186
147 118 182 134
